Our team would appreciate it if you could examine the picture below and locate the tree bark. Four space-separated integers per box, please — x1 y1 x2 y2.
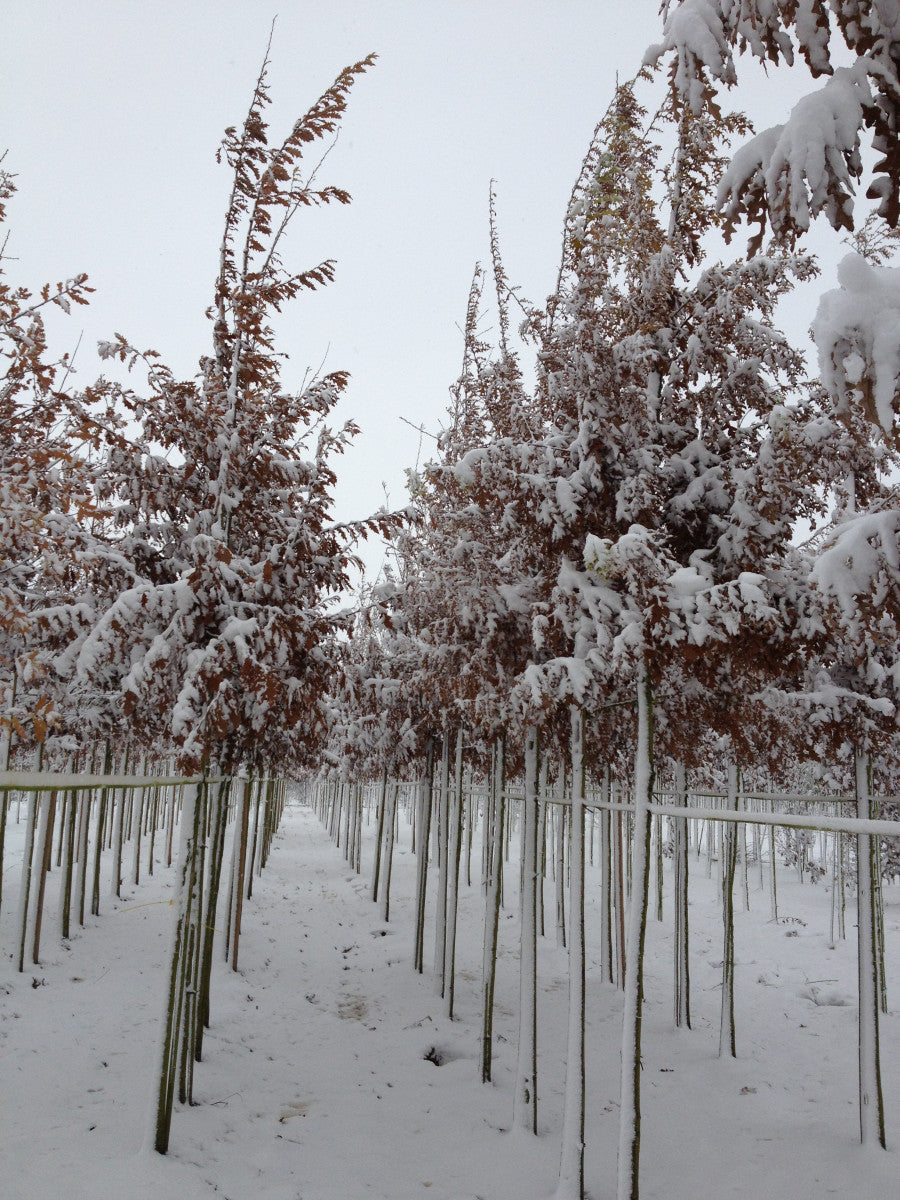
481 734 505 1082
556 709 586 1200
855 750 886 1148
617 666 654 1200
514 725 540 1135
372 768 388 902
673 763 691 1030
718 763 739 1059
195 777 230 1061
229 777 252 973
413 740 435 974
433 732 451 995
30 789 56 966
153 783 201 1153
443 729 464 1017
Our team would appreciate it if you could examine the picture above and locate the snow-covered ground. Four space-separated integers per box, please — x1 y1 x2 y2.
1 797 898 1200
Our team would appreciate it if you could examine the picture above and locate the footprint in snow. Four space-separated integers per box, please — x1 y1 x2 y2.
800 985 852 1007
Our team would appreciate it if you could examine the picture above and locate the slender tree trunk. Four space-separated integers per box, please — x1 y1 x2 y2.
481 734 506 1083
0 673 16 918
55 786 68 867
223 790 236 964
260 777 274 872
91 744 113 916
414 740 435 974
482 759 492 889
465 764 475 889
347 780 358 869
76 785 92 927
382 782 399 924
0 783 9 920
855 750 886 1148
616 803 626 987
327 777 340 841
514 725 540 1135
147 782 160 878
597 768 613 984
246 777 263 900
718 763 739 1059
196 777 230 1061
874 847 887 1015
555 772 567 950
673 763 691 1030
179 779 207 1106
91 786 107 918
153 783 201 1154
351 783 363 874
31 789 57 966
537 757 548 939
372 768 388 902
829 829 841 947
229 776 252 973
16 786 39 973
111 747 129 898
166 780 178 869
341 779 352 855
556 709 586 1200
132 786 146 887
433 732 451 996
59 787 77 939
654 814 664 922
442 729 465 1017
616 666 654 1200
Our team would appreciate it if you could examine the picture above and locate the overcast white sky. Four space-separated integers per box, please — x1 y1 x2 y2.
3 1 842 580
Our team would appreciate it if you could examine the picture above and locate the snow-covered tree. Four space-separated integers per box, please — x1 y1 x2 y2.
509 78 854 1199
647 2 900 448
69 47 379 776
647 0 900 251
0 167 95 754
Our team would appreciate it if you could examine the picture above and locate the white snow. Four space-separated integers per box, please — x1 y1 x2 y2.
1 794 899 1199
813 253 900 438
718 64 871 234
811 509 900 617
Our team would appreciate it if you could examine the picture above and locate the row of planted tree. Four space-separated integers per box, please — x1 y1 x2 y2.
153 770 287 1153
2 6 900 1195
0 44 376 1153
0 756 286 1152
0 44 386 796
2 9 898 844
304 22 900 1198
311 727 897 1200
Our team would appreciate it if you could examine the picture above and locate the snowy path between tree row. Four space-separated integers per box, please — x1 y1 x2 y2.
2 800 899 1199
